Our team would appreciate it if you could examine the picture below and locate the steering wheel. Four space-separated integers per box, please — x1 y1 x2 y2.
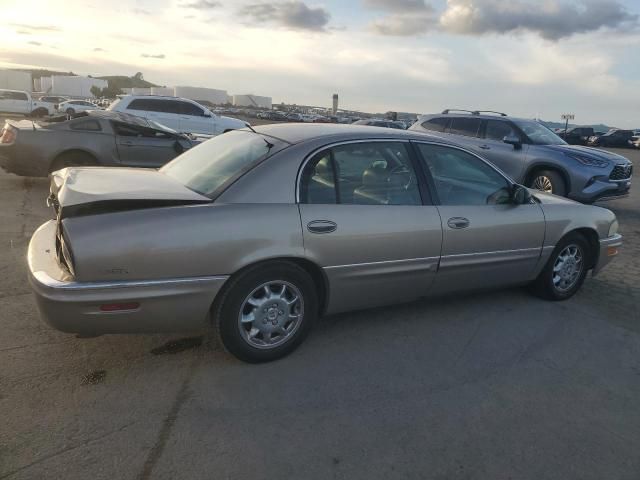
388 164 414 190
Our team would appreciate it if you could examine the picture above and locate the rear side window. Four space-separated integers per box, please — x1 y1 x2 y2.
2 91 28 100
301 142 422 206
448 118 481 137
127 98 180 114
421 117 448 132
484 120 517 142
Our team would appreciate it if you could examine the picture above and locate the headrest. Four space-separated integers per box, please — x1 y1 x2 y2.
361 164 388 186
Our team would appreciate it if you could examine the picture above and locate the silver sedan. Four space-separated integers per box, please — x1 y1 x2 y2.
28 124 622 362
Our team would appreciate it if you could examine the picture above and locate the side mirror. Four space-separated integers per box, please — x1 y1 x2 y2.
511 184 532 205
503 134 522 150
203 111 212 118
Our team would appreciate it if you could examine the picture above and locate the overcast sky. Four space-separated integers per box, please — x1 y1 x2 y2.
1 0 639 127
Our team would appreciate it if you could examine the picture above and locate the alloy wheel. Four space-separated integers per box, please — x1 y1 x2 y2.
533 175 553 193
238 281 304 349
552 244 583 292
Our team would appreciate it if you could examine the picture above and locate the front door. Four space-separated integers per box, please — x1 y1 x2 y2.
113 122 181 168
413 142 545 294
298 141 443 314
471 119 529 182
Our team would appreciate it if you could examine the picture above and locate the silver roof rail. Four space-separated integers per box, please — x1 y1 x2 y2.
472 110 508 117
441 109 476 115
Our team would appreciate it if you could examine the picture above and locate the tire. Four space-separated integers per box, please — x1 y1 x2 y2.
49 151 97 173
30 108 48 118
212 261 318 363
528 169 567 197
66 108 75 115
531 233 590 301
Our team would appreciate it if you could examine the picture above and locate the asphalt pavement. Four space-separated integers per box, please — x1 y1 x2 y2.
1 147 639 480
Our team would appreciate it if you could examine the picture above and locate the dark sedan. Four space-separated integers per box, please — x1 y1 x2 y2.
588 129 634 148
0 110 193 177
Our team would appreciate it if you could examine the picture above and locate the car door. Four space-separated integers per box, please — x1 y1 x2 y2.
298 140 443 314
0 90 15 113
473 119 529 181
112 121 183 168
414 142 545 295
177 101 215 135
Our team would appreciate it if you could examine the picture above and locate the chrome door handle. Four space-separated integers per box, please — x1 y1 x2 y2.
479 145 491 150
447 217 470 229
307 220 337 234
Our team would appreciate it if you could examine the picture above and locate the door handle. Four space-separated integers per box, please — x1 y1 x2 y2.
479 145 491 150
307 220 337 234
447 217 470 229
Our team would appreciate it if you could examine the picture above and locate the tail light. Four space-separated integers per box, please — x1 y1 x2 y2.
0 125 16 144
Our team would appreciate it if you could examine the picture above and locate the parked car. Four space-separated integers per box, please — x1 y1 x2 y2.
0 89 55 117
38 96 69 109
108 95 246 135
28 124 622 362
410 110 632 202
557 126 595 146
58 100 101 115
353 119 405 129
588 129 634 148
286 113 303 122
0 110 193 177
630 135 640 149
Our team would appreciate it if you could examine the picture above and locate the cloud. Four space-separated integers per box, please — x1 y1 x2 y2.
239 1 331 31
363 0 430 12
28 41 42 46
368 0 637 40
133 8 152 15
180 0 220 9
10 23 61 32
93 47 105 52
440 0 637 40
141 53 166 59
367 1 436 35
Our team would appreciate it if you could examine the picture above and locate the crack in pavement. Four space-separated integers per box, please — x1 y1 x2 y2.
138 355 201 480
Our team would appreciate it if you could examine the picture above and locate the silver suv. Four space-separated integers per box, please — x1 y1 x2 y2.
410 110 632 203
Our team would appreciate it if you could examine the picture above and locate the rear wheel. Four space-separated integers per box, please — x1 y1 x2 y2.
212 261 317 363
529 169 566 196
531 233 590 301
49 151 97 173
30 108 48 118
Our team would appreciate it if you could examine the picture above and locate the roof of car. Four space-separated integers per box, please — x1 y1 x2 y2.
417 112 535 123
251 122 443 145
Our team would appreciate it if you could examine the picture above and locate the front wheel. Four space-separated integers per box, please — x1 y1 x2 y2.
529 169 566 197
531 234 590 301
213 261 318 363
66 108 75 115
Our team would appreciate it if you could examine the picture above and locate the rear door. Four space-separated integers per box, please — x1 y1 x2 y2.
298 140 443 314
113 121 182 168
414 142 545 294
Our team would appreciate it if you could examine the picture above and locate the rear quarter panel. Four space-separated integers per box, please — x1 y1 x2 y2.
63 203 304 282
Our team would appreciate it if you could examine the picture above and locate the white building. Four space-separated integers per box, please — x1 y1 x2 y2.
41 76 52 92
121 87 152 96
232 94 272 109
150 86 174 96
0 69 32 92
174 86 229 105
48 75 108 97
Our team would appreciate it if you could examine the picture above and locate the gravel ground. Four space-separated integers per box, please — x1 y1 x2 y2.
1 136 639 480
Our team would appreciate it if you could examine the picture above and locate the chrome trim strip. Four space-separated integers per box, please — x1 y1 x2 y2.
442 247 541 259
324 256 440 270
32 271 229 291
599 233 622 247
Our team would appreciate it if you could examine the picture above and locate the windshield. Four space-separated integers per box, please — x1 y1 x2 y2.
161 130 276 197
513 120 567 145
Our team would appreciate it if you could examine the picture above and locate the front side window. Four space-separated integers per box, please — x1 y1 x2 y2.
513 119 566 145
448 118 481 137
70 120 101 131
11 92 28 101
485 120 517 142
417 144 511 206
178 101 205 116
161 130 277 197
300 142 421 206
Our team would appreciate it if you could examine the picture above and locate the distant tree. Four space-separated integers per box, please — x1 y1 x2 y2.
133 72 144 81
90 85 102 98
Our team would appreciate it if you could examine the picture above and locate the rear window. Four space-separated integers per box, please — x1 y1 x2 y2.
161 130 279 197
70 120 101 131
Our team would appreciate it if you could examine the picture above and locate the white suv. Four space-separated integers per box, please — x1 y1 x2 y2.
107 95 247 135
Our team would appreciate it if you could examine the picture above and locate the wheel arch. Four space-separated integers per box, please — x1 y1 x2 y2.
524 162 572 193
213 256 329 316
49 148 100 171
568 227 600 269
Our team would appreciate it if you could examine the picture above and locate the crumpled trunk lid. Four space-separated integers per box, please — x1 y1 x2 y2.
49 167 211 218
